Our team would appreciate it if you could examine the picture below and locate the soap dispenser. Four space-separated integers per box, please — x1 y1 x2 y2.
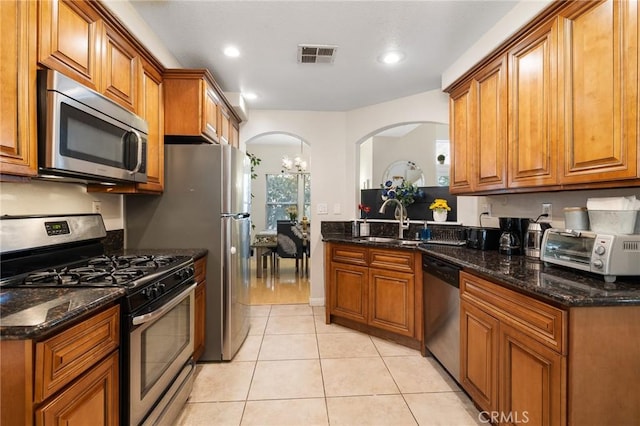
420 221 431 240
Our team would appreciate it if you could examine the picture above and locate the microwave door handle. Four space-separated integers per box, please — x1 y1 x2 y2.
128 129 143 175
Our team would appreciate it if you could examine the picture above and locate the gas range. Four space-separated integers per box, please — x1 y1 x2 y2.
3 254 190 288
1 214 197 425
0 214 195 309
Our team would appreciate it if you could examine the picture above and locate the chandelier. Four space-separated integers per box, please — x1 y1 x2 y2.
281 139 308 173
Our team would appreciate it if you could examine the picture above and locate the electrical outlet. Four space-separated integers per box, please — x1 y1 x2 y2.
541 203 552 219
92 201 102 214
481 203 492 216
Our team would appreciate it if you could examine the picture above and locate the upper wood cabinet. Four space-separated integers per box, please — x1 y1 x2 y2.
102 25 139 112
38 0 103 91
135 59 164 192
164 69 241 144
558 0 639 183
449 84 474 193
473 55 508 192
164 69 220 143
508 18 560 188
447 0 640 194
0 0 38 178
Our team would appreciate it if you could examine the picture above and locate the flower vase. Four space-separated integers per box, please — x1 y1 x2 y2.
433 209 448 222
359 221 370 237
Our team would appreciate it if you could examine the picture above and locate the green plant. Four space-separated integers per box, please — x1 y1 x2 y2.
381 180 423 207
247 152 262 230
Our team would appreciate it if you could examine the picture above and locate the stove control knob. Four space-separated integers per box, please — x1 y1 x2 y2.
152 286 160 298
158 283 166 294
592 259 604 269
143 288 153 299
594 245 606 255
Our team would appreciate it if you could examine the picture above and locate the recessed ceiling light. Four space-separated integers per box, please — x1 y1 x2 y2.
243 92 257 101
379 51 405 65
224 46 240 58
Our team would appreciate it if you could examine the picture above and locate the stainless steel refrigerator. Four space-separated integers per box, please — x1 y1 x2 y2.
125 144 251 361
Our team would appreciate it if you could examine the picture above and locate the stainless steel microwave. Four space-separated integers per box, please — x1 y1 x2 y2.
37 69 148 183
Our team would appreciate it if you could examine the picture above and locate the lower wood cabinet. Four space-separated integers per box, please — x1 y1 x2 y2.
460 298 499 413
193 255 207 362
461 272 566 425
0 304 120 426
325 242 422 347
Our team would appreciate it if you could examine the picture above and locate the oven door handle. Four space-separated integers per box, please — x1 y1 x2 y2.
132 283 197 326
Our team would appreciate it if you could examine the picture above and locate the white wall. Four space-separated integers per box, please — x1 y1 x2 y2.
0 180 123 230
240 90 450 305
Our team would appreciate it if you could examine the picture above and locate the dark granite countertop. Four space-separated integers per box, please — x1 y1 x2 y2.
323 235 640 308
0 287 124 340
0 248 207 340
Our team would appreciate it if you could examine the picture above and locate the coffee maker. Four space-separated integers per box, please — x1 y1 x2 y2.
499 217 526 255
524 214 551 259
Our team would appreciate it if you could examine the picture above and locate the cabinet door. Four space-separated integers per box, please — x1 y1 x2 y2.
449 83 474 193
219 106 231 145
474 55 508 191
38 0 102 90
136 59 164 192
36 351 118 426
499 324 565 426
202 83 220 143
230 121 240 148
368 268 415 337
1 0 37 177
460 299 499 413
558 0 639 183
102 25 138 111
329 262 368 324
194 280 206 362
508 19 560 188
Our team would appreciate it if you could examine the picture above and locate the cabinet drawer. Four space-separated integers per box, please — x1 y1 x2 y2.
331 245 368 266
369 249 414 273
460 272 566 354
194 257 207 283
35 305 120 402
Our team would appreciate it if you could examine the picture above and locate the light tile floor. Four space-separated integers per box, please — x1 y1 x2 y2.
177 304 484 426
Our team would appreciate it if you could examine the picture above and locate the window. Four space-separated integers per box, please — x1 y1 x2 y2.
265 173 311 229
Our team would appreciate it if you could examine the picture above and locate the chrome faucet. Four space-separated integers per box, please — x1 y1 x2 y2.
379 198 410 239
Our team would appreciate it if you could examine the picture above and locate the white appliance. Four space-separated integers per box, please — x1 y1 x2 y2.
125 144 251 361
541 228 640 282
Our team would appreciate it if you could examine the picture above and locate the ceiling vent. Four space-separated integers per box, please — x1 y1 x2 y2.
297 44 338 64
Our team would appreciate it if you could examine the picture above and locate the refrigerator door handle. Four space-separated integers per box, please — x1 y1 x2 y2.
221 213 250 220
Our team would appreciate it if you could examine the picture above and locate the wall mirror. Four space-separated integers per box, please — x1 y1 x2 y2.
359 122 449 190
382 160 425 187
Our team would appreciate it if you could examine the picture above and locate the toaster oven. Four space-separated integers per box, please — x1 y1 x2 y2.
541 229 640 282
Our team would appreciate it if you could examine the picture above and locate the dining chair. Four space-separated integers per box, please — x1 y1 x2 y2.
275 221 308 276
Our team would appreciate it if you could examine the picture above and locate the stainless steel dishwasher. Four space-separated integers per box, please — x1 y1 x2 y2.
423 254 462 383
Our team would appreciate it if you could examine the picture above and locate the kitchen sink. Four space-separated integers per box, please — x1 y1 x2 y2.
357 236 422 246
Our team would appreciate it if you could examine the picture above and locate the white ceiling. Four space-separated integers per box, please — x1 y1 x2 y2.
130 0 519 111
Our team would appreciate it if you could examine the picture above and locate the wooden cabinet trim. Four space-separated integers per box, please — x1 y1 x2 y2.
499 323 566 426
368 267 415 336
329 262 369 324
35 351 119 426
460 272 566 354
369 248 414 272
460 298 500 413
330 244 368 266
34 305 120 403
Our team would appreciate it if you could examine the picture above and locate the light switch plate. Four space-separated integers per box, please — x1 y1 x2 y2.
317 203 328 215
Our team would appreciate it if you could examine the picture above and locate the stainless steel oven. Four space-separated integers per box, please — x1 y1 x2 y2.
129 283 196 426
